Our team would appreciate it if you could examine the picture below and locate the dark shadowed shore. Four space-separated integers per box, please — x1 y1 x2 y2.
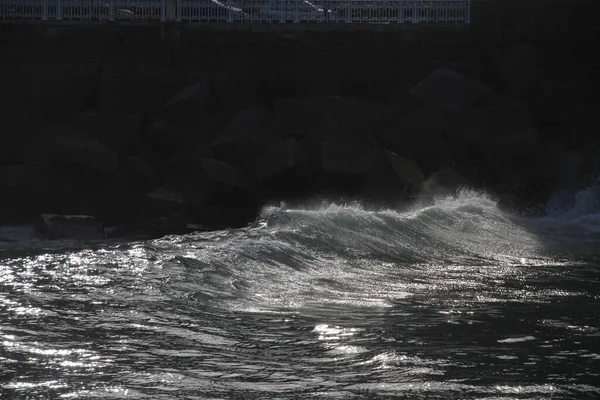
0 0 598 239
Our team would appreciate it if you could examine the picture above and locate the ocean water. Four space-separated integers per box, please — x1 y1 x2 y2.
1 184 599 399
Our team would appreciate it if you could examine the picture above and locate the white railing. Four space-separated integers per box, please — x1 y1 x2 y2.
0 0 470 24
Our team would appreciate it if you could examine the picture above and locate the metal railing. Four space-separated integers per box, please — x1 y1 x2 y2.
0 0 471 24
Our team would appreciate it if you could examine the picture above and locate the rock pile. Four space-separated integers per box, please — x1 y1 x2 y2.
1 42 596 239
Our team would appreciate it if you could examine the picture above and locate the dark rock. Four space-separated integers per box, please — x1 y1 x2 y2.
419 168 471 198
320 141 378 177
448 97 535 147
162 79 215 119
273 97 338 139
494 43 541 96
125 156 161 190
409 68 493 112
35 214 105 240
163 156 257 228
213 74 262 111
254 138 311 198
385 150 426 186
320 96 384 140
210 107 280 167
520 143 586 193
197 156 251 190
26 126 119 181
364 150 425 204
531 80 586 124
0 165 75 225
0 119 52 165
141 188 191 235
77 179 145 226
377 106 454 175
148 89 227 159
67 112 142 153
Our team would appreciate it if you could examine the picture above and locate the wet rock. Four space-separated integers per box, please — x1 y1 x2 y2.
366 150 425 203
210 107 280 167
35 214 105 240
419 168 471 198
409 68 493 112
141 188 191 236
385 150 426 186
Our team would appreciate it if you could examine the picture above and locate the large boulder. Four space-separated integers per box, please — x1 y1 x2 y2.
212 74 262 111
0 165 75 225
76 179 146 227
35 214 105 240
494 43 541 97
319 96 384 140
254 138 311 198
409 68 493 112
320 141 378 177
161 79 216 119
272 97 338 139
140 187 191 236
376 106 454 175
210 107 280 167
531 80 587 124
158 154 257 229
66 112 142 153
124 156 161 190
363 149 426 204
147 80 226 159
447 98 537 162
419 168 470 198
26 126 119 183
0 119 52 165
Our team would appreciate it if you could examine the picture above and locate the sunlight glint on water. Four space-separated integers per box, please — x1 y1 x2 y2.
1 187 599 399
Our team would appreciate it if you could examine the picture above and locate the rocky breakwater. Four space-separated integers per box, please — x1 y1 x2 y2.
1 40 596 239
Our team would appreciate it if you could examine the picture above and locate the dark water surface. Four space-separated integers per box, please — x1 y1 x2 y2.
1 189 599 399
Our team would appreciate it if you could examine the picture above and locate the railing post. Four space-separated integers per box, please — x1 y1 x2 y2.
57 0 63 19
279 0 284 23
397 0 402 23
164 0 177 21
466 0 470 24
294 0 299 23
412 0 418 23
345 0 350 23
108 0 114 20
227 5 233 22
42 0 48 20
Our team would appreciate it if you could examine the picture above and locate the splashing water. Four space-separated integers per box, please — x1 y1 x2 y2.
1 185 599 399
